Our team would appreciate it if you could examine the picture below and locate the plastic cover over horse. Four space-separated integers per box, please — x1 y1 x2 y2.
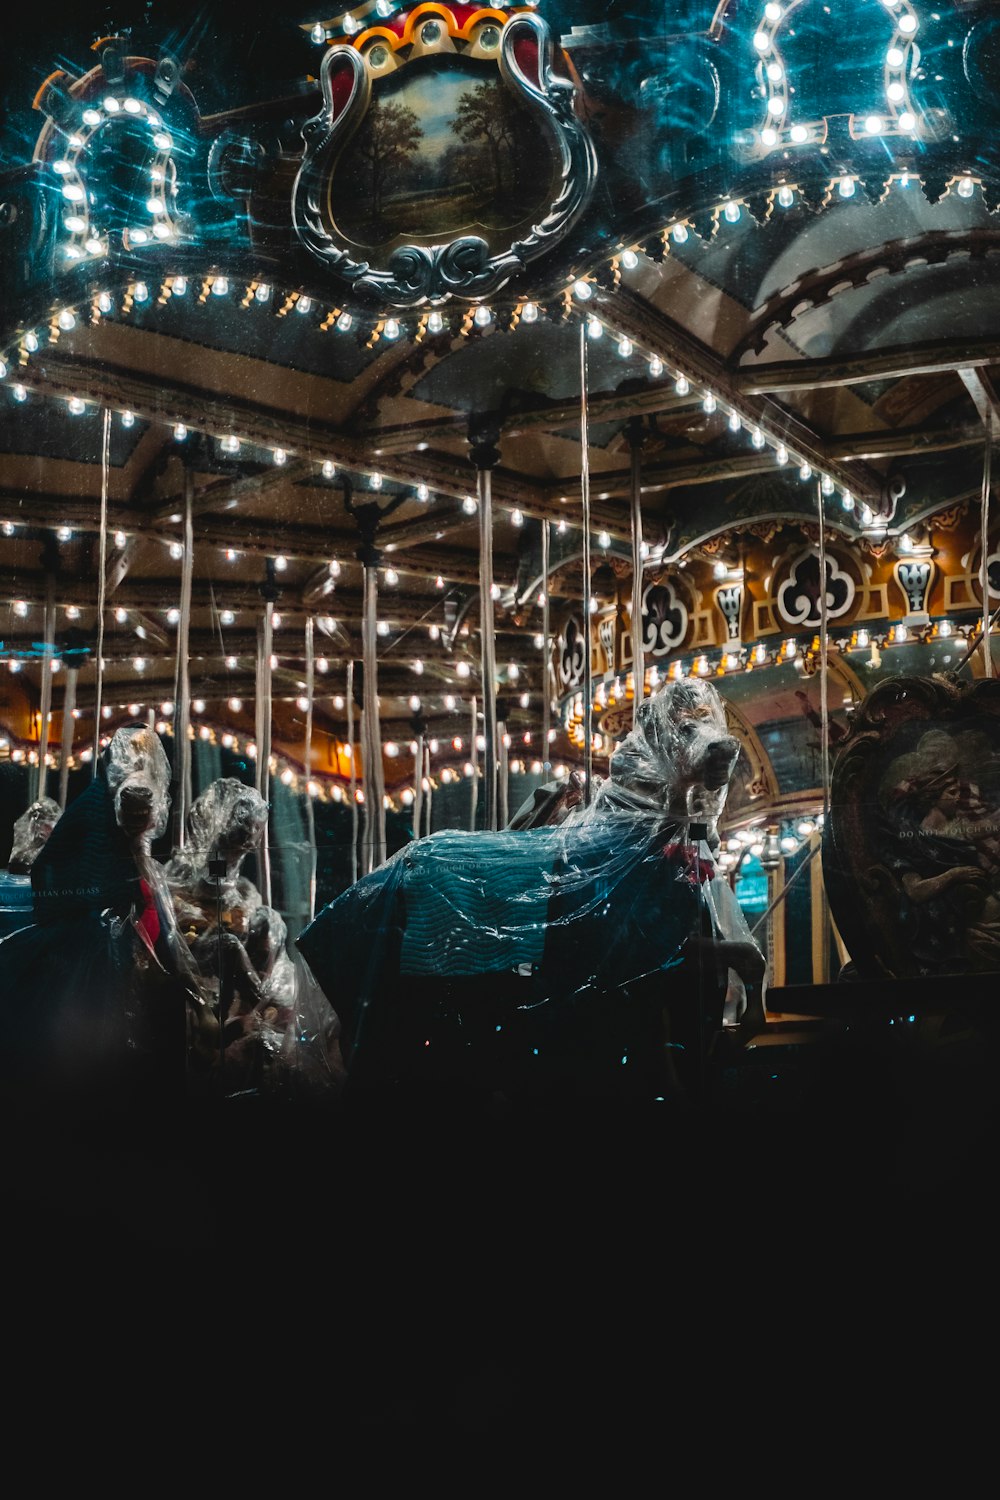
298 679 765 1101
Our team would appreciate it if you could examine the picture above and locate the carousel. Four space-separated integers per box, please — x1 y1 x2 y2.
2 0 1000 1123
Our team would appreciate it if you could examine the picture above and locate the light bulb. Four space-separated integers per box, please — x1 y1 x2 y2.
521 302 538 323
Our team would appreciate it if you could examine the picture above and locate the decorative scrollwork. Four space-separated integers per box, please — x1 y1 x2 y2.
776 548 855 628
291 12 597 307
641 580 688 656
558 616 586 689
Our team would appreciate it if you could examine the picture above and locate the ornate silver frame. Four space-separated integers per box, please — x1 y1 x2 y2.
291 12 598 308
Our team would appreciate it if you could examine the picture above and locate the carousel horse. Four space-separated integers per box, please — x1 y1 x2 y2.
164 777 343 1097
0 726 199 1103
298 679 765 1104
0 797 61 941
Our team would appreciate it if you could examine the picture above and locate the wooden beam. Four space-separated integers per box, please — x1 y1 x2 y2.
736 343 1000 395
958 367 1000 438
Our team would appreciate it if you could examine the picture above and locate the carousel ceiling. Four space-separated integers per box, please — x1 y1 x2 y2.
1 0 999 800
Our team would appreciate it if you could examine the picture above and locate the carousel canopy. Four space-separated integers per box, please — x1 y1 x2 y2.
1 0 998 833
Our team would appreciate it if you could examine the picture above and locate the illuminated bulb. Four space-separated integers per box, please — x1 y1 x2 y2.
898 13 916 34
429 625 440 640
13 385 27 402
790 125 808 144
333 695 345 710
171 277 187 296
533 633 544 649
674 374 690 395
751 427 765 449
61 183 85 202
152 132 172 151
115 607 127 623
755 644 766 664
426 310 443 334
939 622 952 638
761 128 778 147
58 309 77 332
510 509 523 528
64 245 83 261
462 495 477 515
957 176 975 199
521 302 538 323
473 305 492 326
842 490 855 512
766 61 783 83
713 560 727 579
557 519 567 534
316 657 328 674
767 97 785 116
729 411 741 433
56 526 72 541
436 575 444 589
900 533 913 552
328 559 341 578
82 108 101 126
586 316 602 338
702 392 717 413
456 661 470 678
296 296 313 315
174 424 188 441
221 435 240 455
507 662 520 682
598 530 611 550
130 229 149 245
311 22 325 43
865 115 883 135
297 697 309 712
491 582 501 601
228 698 242 713
887 46 905 68
255 283 271 303
153 220 174 238
649 356 664 377
861 505 874 526
9 660 20 674
573 280 593 301
376 621 390 638
146 197 167 217
620 249 639 269
856 631 869 650
166 608 180 624
63 215 85 234
170 542 183 560
68 397 85 415
785 640 797 659
226 656 238 671
13 600 28 617
273 448 287 465
887 82 905 103
271 615 281 630
776 444 788 465
898 112 915 133
723 200 741 223
66 605 80 620
894 623 908 643
383 318 400 340
765 2 782 18
444 695 455 711
133 657 146 673
777 185 794 209
799 462 812 481
821 474 835 496
384 567 398 586
838 176 856 198
2 522 15 535
753 32 769 53
618 337 633 358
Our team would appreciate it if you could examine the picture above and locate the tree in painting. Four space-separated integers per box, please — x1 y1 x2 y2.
455 80 522 197
353 97 424 233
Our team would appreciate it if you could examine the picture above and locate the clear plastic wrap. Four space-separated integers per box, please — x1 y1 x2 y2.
7 797 62 874
0 726 200 1100
0 797 62 941
298 680 765 1100
164 777 344 1099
